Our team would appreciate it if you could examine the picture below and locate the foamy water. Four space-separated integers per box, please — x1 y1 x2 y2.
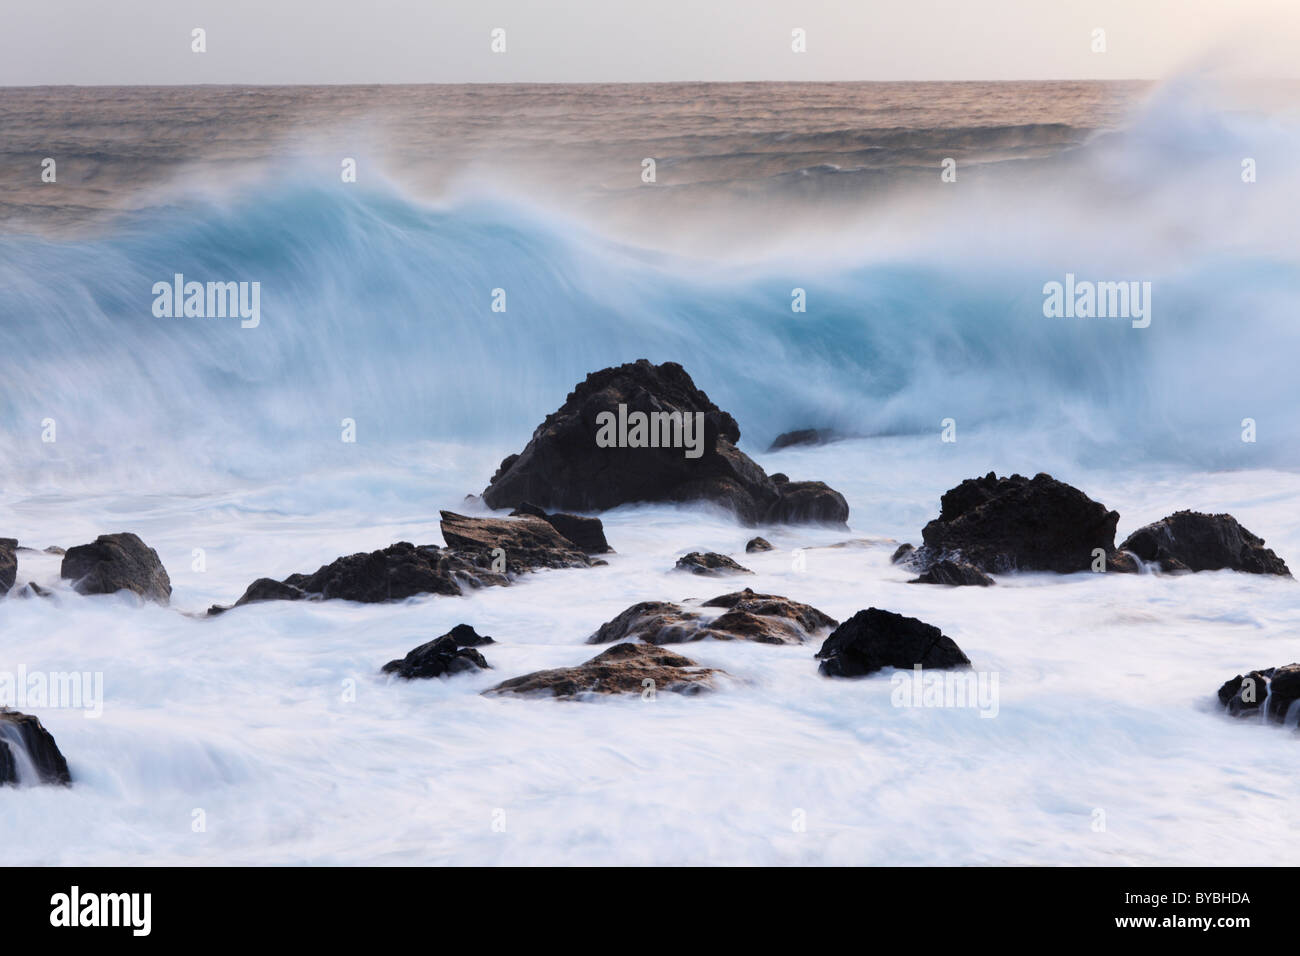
1 77 1299 864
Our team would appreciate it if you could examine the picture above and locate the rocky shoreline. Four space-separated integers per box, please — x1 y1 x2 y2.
3 359 1298 782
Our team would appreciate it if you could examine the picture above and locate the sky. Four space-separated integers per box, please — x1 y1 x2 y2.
2 0 1299 85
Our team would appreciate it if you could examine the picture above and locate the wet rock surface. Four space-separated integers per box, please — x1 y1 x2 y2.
60 532 172 604
485 643 725 698
480 359 849 526
1217 665 1300 725
674 551 752 576
1122 511 1291 576
382 625 495 679
816 608 972 677
589 588 836 646
0 711 72 786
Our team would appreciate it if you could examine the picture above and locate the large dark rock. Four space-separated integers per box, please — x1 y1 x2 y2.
674 551 752 576
588 588 836 646
745 536 774 553
440 511 594 572
766 476 850 525
914 472 1136 575
1121 511 1291 576
382 625 494 680
60 532 172 604
909 559 994 587
480 359 848 526
0 711 72 786
816 608 971 677
509 502 612 554
0 537 15 595
485 643 725 698
1217 665 1300 725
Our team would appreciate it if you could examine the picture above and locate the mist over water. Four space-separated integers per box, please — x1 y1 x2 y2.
3 76 1300 866
2 75 1299 492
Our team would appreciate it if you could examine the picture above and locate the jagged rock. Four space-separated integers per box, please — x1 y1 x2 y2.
816 608 971 677
588 588 836 646
745 536 774 553
60 532 172 605
509 502 612 554
440 511 594 571
382 625 494 679
0 538 15 595
1217 665 1300 725
674 551 752 576
769 428 837 450
211 513 600 614
0 711 71 786
913 472 1136 575
1121 511 1291 576
209 542 507 614
485 643 724 698
479 359 848 526
909 559 994 587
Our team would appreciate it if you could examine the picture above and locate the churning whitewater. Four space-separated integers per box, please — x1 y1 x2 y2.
1 76 1299 864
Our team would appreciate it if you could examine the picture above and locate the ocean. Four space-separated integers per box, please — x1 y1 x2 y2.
1 79 1299 864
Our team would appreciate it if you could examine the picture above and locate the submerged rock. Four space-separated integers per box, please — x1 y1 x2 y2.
890 543 916 565
588 588 836 646
485 643 725 699
909 559 994 587
815 608 971 677
509 502 612 554
1121 511 1291 576
0 537 15 595
1217 665 1300 725
768 428 837 451
745 536 774 553
480 359 849 526
60 532 172 604
913 472 1136 575
674 551 752 576
0 711 72 786
382 625 494 680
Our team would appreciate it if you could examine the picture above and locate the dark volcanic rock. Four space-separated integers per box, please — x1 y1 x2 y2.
0 711 72 786
766 478 850 525
891 543 916 565
1217 665 1300 724
909 559 994 587
745 536 774 553
209 541 509 614
587 601 707 645
589 588 836 646
479 359 848 526
485 643 724 698
768 428 837 451
440 511 594 571
0 537 15 595
60 532 172 604
915 472 1136 575
509 502 612 554
1121 511 1291 576
674 551 752 576
816 608 972 677
210 514 601 614
382 625 494 679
